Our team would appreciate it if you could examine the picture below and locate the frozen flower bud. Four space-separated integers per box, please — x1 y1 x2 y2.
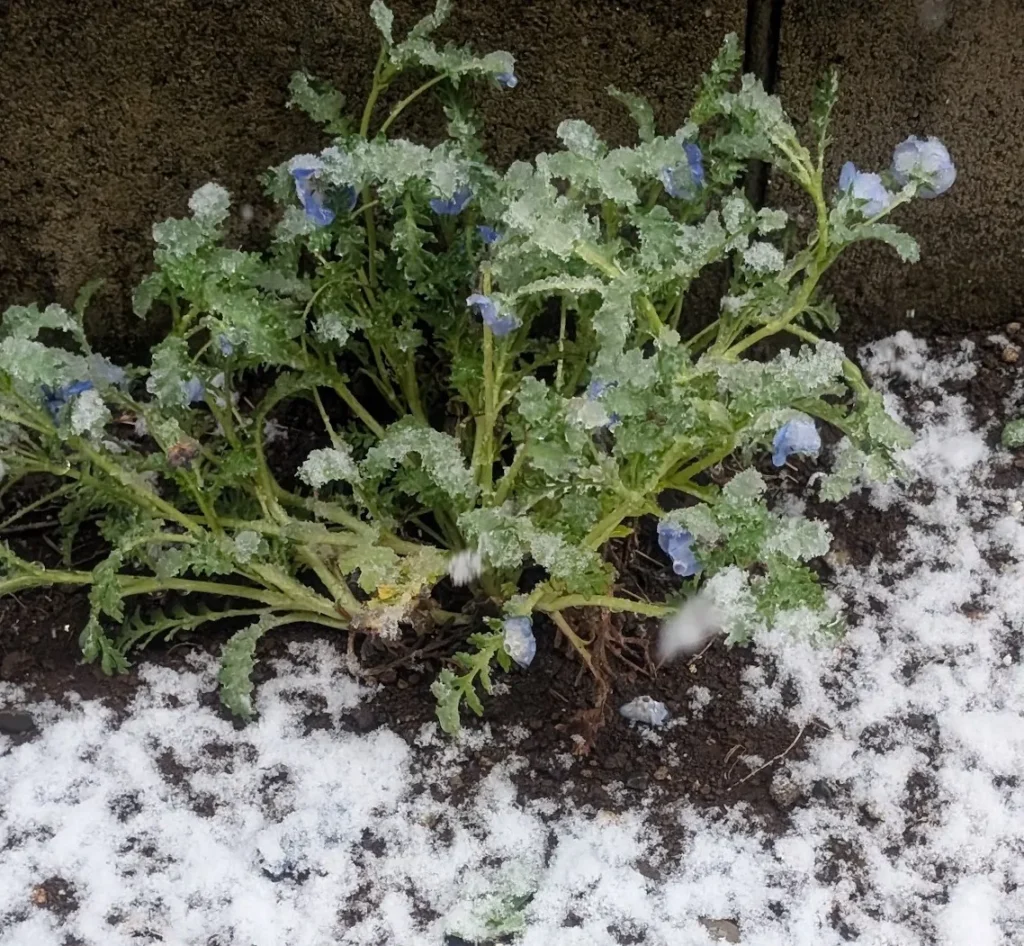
657 520 700 577
619 695 669 727
496 71 518 89
41 380 94 421
838 162 892 217
891 135 956 198
585 379 620 428
181 376 205 406
660 143 705 200
772 414 821 467
430 185 473 216
466 293 521 337
477 225 501 245
290 166 356 226
448 548 484 587
502 616 536 668
217 335 234 356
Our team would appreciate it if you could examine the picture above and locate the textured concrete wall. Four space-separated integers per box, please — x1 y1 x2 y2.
1 0 1019 351
0 0 743 355
770 0 1024 339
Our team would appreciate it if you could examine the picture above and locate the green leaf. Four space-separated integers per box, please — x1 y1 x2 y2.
132 274 165 318
287 72 348 132
1003 418 1024 448
369 0 394 44
607 86 656 143
218 617 272 719
363 418 478 506
809 67 840 163
690 33 743 126
430 630 507 734
850 222 920 263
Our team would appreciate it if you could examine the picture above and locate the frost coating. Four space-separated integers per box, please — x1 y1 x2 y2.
297 446 360 489
448 548 484 586
619 695 669 726
891 135 956 198
772 415 822 467
232 530 263 564
187 183 231 226
69 388 111 437
742 241 785 274
502 616 536 668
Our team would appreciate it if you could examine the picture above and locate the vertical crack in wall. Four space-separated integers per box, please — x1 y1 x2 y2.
742 0 785 207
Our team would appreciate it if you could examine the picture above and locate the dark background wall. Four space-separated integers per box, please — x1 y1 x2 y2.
0 0 1018 354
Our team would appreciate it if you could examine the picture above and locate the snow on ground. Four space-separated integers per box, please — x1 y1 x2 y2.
2 335 1023 946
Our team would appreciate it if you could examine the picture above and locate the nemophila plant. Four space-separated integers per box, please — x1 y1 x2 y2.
0 0 954 730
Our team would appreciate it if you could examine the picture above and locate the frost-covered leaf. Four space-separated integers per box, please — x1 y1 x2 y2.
218 618 271 719
690 33 742 126
607 86 656 143
1002 418 1024 449
287 72 347 130
1 303 79 342
363 419 477 504
298 446 361 489
188 183 231 227
69 388 111 437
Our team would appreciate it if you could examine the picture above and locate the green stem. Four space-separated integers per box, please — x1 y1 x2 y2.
329 379 385 438
556 297 567 390
493 442 527 506
377 74 447 136
77 442 203 536
538 594 673 618
0 483 75 533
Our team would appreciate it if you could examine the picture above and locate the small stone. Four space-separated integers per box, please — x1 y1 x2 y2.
699 917 741 943
770 772 803 809
1002 346 1020 364
653 766 670 781
30 886 48 906
1014 457 1024 469
1008 322 1022 334
0 711 37 735
626 775 647 791
1004 654 1014 666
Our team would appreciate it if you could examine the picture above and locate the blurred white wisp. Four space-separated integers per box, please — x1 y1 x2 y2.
657 592 723 664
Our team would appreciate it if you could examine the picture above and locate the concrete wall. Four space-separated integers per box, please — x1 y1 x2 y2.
771 0 1024 339
0 0 1017 352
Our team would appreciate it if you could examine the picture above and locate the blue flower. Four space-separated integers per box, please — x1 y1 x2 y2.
891 135 956 198
661 143 705 200
430 185 473 216
502 616 536 668
657 521 699 578
477 225 501 245
217 335 234 357
586 379 620 428
838 162 892 217
182 376 205 405
466 293 520 337
291 167 336 226
41 380 94 421
496 71 518 89
772 415 821 467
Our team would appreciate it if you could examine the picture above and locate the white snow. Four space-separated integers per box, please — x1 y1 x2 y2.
2 334 1023 945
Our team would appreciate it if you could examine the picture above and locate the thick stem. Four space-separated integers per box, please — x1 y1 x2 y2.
539 594 673 618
